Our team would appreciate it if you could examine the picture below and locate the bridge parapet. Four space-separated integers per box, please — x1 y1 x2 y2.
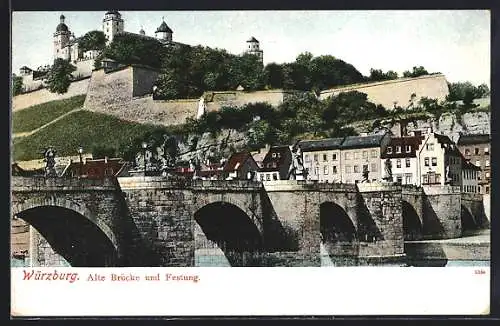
461 192 483 201
356 181 402 193
263 180 358 192
11 176 120 192
422 185 461 195
401 184 424 195
191 180 263 191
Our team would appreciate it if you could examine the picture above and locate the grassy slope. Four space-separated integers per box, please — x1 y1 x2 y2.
12 95 86 133
12 110 164 161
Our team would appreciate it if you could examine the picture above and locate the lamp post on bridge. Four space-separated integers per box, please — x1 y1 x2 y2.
78 145 83 177
142 141 148 177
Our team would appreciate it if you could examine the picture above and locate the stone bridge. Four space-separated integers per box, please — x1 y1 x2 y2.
11 177 488 267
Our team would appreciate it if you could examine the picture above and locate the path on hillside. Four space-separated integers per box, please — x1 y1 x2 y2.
12 108 85 139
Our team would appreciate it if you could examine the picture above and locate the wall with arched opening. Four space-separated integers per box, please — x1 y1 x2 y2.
320 202 358 259
194 201 263 267
402 200 423 241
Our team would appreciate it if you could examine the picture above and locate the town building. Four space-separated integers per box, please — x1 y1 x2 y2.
223 151 259 180
457 133 491 194
256 146 293 181
251 144 271 168
340 133 391 183
300 137 343 182
461 157 481 194
418 132 462 186
380 131 425 185
245 37 263 64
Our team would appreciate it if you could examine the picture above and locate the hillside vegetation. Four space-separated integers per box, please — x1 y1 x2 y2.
12 110 165 161
12 95 86 133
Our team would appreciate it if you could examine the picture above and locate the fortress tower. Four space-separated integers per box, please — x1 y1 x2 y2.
245 36 263 64
103 10 124 45
155 18 173 42
53 14 71 61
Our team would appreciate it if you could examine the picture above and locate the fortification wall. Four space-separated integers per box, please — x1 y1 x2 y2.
72 60 95 79
204 90 287 112
319 74 449 110
12 78 90 111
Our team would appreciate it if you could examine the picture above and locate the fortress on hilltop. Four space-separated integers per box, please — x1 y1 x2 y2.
17 10 264 93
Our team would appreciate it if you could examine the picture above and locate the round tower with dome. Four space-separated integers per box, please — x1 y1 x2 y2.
102 10 124 45
53 14 72 61
155 18 173 42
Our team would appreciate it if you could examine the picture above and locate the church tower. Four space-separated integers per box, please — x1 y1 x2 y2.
155 18 173 42
53 14 71 61
102 10 124 45
245 36 263 64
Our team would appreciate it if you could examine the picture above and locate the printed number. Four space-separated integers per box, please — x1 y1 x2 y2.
474 269 486 275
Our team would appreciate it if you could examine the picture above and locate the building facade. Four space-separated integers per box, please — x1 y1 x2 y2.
461 158 481 194
223 152 259 180
457 133 491 194
300 138 343 182
380 132 425 185
256 146 292 181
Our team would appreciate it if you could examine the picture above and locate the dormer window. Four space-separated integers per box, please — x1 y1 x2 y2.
396 146 401 153
405 145 411 153
387 147 393 154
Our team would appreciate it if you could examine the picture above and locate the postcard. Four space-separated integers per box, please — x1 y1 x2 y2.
10 10 491 316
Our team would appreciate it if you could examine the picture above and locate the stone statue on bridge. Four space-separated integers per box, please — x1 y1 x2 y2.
383 158 392 182
43 147 57 177
289 141 306 180
445 163 451 184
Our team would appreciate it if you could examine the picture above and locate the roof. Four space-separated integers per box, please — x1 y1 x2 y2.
247 36 259 43
105 10 121 16
341 134 387 150
457 133 490 146
223 152 254 172
20 66 32 71
381 135 425 159
56 23 69 32
156 21 173 33
462 158 482 171
299 137 344 152
433 133 462 156
259 146 291 172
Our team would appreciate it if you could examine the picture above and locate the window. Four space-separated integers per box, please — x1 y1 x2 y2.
323 154 328 162
371 163 377 172
475 148 479 155
345 165 352 173
486 186 490 194
476 160 481 167
431 157 437 166
323 166 329 175
260 174 264 181
332 166 337 174
371 150 377 158
314 167 319 175
396 146 402 153
354 165 360 173
354 152 360 160
405 174 412 184
314 154 318 162
484 147 489 155
397 176 403 184
305 154 310 162
387 147 393 154
486 160 490 167
363 164 369 173
465 148 470 156
332 153 337 161
363 151 368 159
396 159 401 168
486 172 490 179
344 152 352 160
424 157 429 166
478 172 481 180
423 175 428 184
273 173 278 180
272 153 276 158
426 143 434 151
266 174 270 181
405 158 411 168
405 145 411 153
478 185 482 193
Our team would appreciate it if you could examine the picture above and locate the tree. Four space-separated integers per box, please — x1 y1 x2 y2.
263 63 284 89
103 33 165 69
367 68 398 82
12 75 23 96
46 58 76 94
79 30 107 52
403 66 429 78
447 82 490 101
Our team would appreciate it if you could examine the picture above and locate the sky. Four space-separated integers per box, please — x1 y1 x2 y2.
11 10 490 86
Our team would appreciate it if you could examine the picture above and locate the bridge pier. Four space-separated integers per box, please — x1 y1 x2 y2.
422 185 462 239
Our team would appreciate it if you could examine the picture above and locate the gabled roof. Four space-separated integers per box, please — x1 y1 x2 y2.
457 133 490 146
341 134 387 149
156 21 173 33
381 135 425 159
247 36 259 43
462 157 482 171
223 151 256 172
433 133 461 156
299 137 344 152
260 146 291 172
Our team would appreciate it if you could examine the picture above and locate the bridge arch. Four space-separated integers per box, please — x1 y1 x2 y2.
194 201 263 266
461 204 477 235
402 200 423 240
12 197 118 266
320 202 357 243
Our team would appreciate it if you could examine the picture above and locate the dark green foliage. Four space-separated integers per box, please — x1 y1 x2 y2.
46 58 77 94
367 68 398 82
12 75 23 96
103 33 165 69
79 30 107 52
446 82 490 101
402 66 429 78
12 95 86 133
92 144 116 159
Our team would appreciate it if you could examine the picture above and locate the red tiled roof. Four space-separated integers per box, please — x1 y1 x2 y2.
223 152 255 172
